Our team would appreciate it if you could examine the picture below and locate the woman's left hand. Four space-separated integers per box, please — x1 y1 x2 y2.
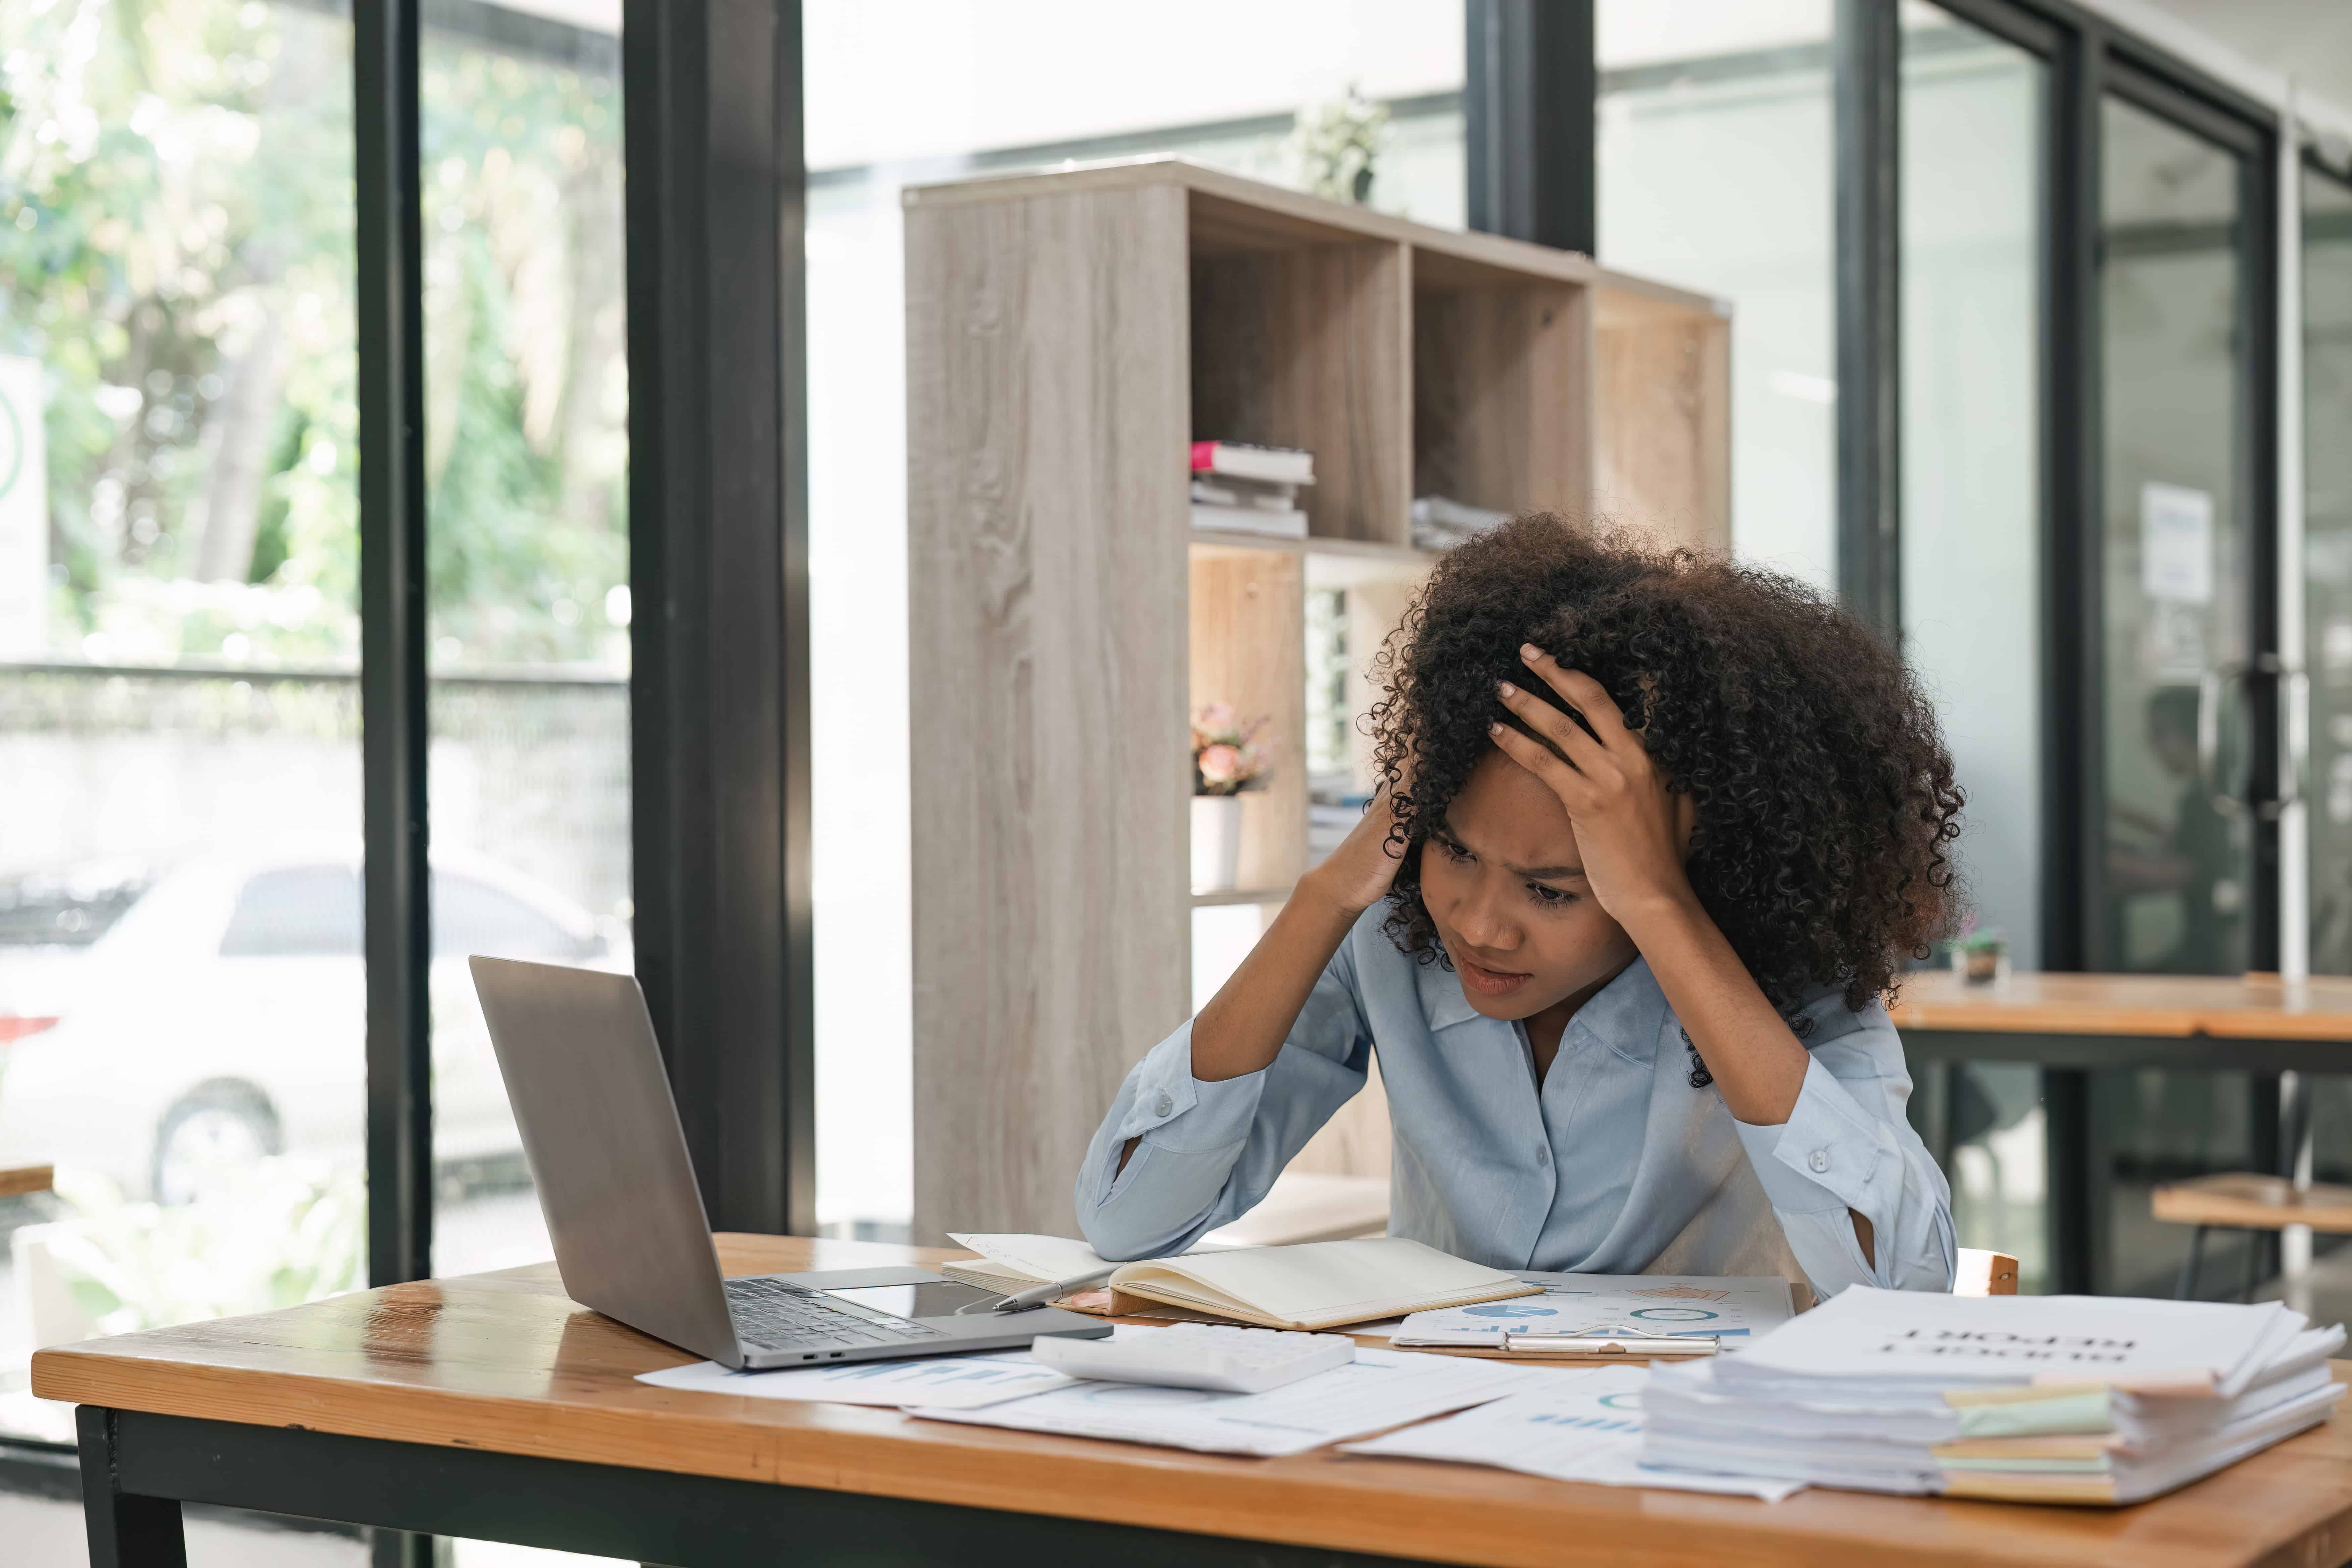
1490 645 1698 928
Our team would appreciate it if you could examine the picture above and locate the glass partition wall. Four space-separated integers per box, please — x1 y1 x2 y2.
0 0 363 1442
418 0 629 1281
1596 0 1835 591
2301 162 2352 1208
1898 7 2047 1290
2088 86 2269 1300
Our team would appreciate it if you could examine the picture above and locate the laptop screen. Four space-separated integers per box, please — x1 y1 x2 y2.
822 1280 1002 1320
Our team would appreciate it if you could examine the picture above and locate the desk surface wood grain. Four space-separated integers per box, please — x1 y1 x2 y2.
31 1234 2352 1568
1891 969 2352 1041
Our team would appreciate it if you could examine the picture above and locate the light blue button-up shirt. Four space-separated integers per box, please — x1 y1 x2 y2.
1076 908 1956 1297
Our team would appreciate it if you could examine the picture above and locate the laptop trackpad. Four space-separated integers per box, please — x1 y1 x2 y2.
820 1280 1001 1321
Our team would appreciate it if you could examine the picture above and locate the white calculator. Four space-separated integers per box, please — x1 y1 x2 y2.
1029 1322 1356 1394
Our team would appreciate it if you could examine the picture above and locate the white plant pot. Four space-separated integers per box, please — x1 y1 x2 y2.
1191 794 1245 894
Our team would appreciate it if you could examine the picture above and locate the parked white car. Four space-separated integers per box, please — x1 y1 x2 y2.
0 842 629 1203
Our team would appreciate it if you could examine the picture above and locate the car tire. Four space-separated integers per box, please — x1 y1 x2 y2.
152 1081 283 1206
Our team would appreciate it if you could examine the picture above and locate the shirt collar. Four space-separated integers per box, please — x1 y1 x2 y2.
1415 947 1670 1055
1567 957 1669 1061
1414 950 1485 1030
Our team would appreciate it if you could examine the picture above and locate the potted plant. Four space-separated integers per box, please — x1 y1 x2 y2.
1192 704 1273 893
1948 921 2010 987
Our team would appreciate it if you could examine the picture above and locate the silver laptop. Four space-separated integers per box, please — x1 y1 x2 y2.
469 956 1112 1370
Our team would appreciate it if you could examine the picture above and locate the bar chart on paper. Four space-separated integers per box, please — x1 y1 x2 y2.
1389 1274 1797 1350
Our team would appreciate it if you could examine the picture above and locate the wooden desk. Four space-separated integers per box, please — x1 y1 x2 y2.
31 1234 2352 1568
0 1162 52 1199
1891 970 2352 1069
1891 970 2352 1294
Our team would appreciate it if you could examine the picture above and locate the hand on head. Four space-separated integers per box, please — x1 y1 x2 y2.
1487 645 1698 928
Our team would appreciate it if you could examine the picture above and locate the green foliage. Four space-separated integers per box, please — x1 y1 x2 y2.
1292 83 1389 207
39 1159 365 1336
0 0 627 669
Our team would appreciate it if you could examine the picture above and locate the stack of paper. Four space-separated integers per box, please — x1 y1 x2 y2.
1638 1287 2346 1504
1340 1365 1802 1500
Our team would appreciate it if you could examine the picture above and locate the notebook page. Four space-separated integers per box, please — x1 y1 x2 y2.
944 1233 1111 1285
1113 1237 1528 1324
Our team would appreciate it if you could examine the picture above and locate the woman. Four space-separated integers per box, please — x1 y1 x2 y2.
1077 515 1961 1296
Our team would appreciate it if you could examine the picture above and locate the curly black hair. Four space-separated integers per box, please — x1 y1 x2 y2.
1371 513 1964 1024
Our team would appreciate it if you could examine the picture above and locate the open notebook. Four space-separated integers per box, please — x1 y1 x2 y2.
1104 1237 1540 1330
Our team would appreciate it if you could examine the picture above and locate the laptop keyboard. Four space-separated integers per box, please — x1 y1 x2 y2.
723 1276 951 1353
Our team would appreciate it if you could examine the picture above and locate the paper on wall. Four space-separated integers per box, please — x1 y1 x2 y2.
2141 481 2215 606
1340 1365 1804 1501
907 1345 1538 1457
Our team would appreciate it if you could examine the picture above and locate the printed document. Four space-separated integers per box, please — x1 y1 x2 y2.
1392 1273 1795 1350
636 1352 1074 1410
1341 1365 1804 1501
1718 1287 2305 1396
907 1345 1537 1457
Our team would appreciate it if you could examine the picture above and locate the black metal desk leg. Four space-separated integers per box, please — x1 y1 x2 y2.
76 1406 188 1568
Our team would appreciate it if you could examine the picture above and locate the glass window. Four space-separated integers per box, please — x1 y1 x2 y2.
804 1 1467 1242
1899 6 2046 1289
219 865 363 957
420 0 630 1291
2299 163 2352 1215
2093 95 2257 1299
0 0 362 1442
2304 163 2352 974
2097 96 2249 978
1597 0 1834 590
432 871 595 961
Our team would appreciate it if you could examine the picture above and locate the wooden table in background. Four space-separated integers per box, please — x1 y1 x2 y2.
1891 970 2352 1294
0 1163 52 1199
31 1233 2352 1568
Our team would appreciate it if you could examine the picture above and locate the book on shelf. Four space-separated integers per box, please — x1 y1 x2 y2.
1410 493 1510 551
1191 476 1300 512
1191 500 1308 538
1192 439 1315 486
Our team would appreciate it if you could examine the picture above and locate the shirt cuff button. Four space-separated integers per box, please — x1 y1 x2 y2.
1154 1093 1175 1117
1808 1149 1831 1173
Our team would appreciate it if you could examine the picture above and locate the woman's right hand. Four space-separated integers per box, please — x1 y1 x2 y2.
1306 782 1411 916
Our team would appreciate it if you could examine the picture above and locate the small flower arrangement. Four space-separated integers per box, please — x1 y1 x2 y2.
1193 703 1274 796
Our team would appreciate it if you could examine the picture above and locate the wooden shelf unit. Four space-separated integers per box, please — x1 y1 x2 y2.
906 158 1730 1241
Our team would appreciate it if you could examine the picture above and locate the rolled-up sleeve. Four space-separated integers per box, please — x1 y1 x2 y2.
1729 997 1956 1297
1076 935 1372 1261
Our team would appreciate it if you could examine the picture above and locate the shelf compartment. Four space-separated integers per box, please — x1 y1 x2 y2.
1591 286 1731 548
1190 236 1411 546
1190 544 1307 895
1411 254 1591 523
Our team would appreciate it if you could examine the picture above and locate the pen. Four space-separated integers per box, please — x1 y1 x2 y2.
985 1265 1121 1315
